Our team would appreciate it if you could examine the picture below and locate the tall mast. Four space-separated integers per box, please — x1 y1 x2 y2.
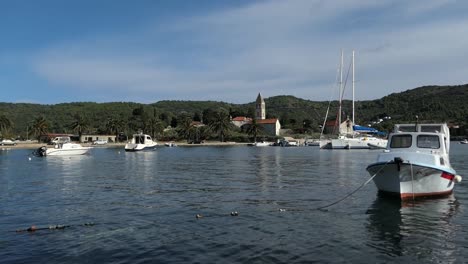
338 49 343 129
352 50 355 125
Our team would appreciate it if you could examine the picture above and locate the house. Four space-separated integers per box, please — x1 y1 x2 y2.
232 116 252 127
257 118 281 136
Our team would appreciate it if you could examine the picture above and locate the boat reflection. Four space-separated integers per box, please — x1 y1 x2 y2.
366 194 460 262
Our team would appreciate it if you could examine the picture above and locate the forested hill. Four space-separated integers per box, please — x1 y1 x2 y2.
0 84 467 137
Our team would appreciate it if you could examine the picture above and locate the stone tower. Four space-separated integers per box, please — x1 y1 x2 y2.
255 93 265 120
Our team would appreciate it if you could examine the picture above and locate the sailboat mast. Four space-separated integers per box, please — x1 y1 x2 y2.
352 50 355 125
338 49 343 129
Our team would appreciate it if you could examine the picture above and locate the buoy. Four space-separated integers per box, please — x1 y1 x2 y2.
455 175 462 183
28 157 32 161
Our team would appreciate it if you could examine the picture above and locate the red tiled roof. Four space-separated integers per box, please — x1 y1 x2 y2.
257 118 278 124
232 116 252 122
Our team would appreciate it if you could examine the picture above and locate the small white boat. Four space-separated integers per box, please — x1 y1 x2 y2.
34 138 91 156
252 141 271 147
306 140 320 146
164 142 177 147
460 139 468 144
366 123 462 200
125 133 157 151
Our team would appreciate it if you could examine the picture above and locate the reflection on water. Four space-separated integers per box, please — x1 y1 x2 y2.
1 146 467 263
366 194 460 262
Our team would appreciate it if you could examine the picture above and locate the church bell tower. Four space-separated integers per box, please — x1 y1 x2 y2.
255 93 265 120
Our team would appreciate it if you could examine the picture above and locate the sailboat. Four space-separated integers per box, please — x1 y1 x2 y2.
326 51 388 149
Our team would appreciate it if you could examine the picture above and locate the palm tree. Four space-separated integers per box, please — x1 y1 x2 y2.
246 118 263 142
177 118 195 142
70 115 89 139
145 117 163 139
31 116 49 141
209 110 232 142
0 115 13 137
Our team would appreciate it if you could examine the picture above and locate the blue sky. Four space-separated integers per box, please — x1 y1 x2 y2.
1 0 468 104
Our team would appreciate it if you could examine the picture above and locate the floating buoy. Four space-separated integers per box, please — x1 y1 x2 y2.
230 211 238 216
455 175 462 183
28 157 32 161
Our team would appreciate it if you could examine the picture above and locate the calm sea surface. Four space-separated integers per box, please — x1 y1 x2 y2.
1 144 467 263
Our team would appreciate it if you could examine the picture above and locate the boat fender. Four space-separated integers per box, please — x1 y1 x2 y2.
455 175 462 183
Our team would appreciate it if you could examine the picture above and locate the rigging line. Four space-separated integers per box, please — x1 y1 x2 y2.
320 62 341 138
340 58 353 103
312 160 392 211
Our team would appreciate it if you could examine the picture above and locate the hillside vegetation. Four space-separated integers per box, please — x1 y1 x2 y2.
1 84 467 139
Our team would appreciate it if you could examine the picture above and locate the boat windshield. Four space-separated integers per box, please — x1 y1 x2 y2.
390 135 412 148
417 135 440 149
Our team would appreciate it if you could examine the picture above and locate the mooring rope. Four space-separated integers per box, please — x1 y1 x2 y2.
308 160 392 211
14 222 95 233
195 160 394 219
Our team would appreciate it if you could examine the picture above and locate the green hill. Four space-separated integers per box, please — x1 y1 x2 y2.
1 84 467 138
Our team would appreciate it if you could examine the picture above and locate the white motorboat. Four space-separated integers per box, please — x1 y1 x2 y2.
366 123 462 200
164 142 177 147
125 133 157 151
460 139 468 144
252 141 271 147
34 138 91 156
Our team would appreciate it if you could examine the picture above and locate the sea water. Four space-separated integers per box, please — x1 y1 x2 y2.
1 144 467 263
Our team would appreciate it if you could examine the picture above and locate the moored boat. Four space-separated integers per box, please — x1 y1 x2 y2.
460 139 468 144
252 141 271 147
34 137 91 156
125 133 157 151
366 123 462 200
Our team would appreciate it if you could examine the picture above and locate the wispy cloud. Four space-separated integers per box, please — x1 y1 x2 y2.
31 0 468 103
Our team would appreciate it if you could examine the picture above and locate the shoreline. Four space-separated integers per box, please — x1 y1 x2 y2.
1 141 251 150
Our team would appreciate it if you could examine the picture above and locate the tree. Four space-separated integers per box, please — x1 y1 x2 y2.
209 109 232 142
0 115 13 137
145 117 163 139
70 115 89 139
31 116 49 140
246 118 263 142
177 118 195 142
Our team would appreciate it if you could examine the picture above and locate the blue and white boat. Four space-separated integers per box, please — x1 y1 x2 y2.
125 133 157 152
366 123 462 200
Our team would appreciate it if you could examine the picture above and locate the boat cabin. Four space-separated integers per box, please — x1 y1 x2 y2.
132 134 154 144
389 124 450 154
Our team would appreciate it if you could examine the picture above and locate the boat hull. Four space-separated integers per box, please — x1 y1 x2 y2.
124 143 157 152
46 147 91 156
332 137 387 149
367 162 455 200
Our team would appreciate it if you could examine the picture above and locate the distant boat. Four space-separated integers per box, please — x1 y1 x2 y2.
34 137 91 156
306 140 320 146
125 133 157 152
460 139 468 144
164 142 177 147
366 123 462 200
252 141 271 147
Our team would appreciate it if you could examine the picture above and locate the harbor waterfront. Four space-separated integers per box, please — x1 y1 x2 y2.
1 144 467 263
